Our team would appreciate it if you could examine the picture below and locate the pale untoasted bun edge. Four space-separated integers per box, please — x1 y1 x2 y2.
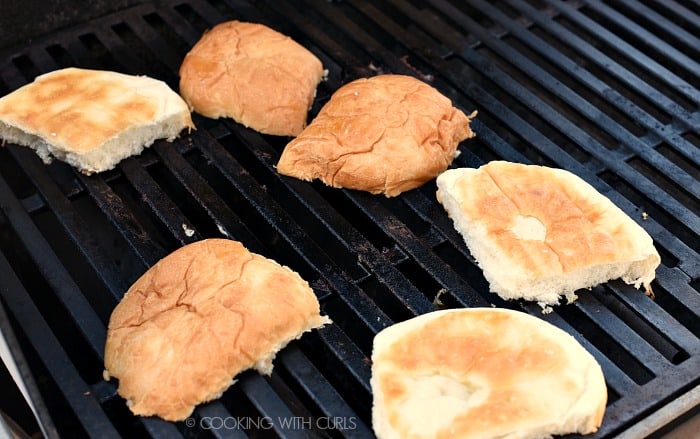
371 308 607 439
0 112 193 174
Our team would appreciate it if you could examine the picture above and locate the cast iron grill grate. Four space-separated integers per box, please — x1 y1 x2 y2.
0 0 698 438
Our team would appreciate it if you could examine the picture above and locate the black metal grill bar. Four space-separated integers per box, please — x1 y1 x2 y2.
360 0 700 271
450 0 700 194
0 251 119 439
0 170 106 357
545 0 700 107
6 146 130 300
276 346 373 437
609 0 700 55
211 123 439 317
582 0 700 85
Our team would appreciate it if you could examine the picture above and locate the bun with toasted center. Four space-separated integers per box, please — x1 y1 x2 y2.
179 20 326 136
371 308 607 439
0 67 193 174
277 74 476 197
436 161 660 306
103 238 331 421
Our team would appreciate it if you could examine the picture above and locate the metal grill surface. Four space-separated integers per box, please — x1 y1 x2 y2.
0 0 698 438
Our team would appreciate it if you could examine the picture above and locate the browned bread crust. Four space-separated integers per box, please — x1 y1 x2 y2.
179 20 325 136
103 239 330 421
436 161 660 305
276 74 476 197
371 308 607 438
0 68 193 173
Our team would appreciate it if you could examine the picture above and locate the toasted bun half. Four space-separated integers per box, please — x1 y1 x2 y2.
276 74 476 197
371 308 607 439
179 20 325 136
0 68 193 174
103 239 331 421
436 161 660 306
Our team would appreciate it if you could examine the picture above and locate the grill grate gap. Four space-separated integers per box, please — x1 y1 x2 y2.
0 148 39 200
479 40 621 152
606 1 700 61
0 224 104 385
77 33 121 70
597 170 697 258
655 280 700 341
45 44 76 68
505 29 646 139
656 142 700 180
107 173 181 255
218 134 372 282
5 311 90 438
559 10 696 114
590 286 689 365
626 156 699 218
174 2 215 33
555 303 655 385
10 54 39 83
110 21 176 83
33 209 118 323
579 4 699 87
550 18 680 125
142 12 192 58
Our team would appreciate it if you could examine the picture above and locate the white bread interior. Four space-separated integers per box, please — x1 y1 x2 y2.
371 308 607 439
0 67 193 174
103 239 331 421
436 161 660 306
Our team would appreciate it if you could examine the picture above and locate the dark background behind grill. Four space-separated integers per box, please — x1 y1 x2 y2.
0 0 698 438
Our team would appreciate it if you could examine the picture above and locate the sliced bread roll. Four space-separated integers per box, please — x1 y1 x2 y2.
0 67 193 174
103 239 331 421
436 161 660 306
276 74 476 197
371 308 607 439
179 20 326 136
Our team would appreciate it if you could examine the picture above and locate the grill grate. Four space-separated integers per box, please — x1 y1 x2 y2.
0 0 698 438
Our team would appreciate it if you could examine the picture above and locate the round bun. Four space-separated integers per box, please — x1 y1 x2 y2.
179 20 325 136
371 308 607 439
103 239 331 421
276 74 476 197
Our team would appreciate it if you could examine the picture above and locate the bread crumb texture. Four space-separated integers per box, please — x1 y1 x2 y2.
436 161 660 305
277 74 476 197
103 239 330 421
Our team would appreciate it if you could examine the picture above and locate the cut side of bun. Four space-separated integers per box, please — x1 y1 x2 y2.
0 67 193 174
436 161 660 306
103 239 331 421
371 308 607 439
179 20 326 136
276 74 476 197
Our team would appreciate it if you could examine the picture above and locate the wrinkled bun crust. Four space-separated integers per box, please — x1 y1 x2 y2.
103 239 331 421
436 161 660 305
276 74 476 197
179 20 325 136
0 68 193 174
371 308 607 439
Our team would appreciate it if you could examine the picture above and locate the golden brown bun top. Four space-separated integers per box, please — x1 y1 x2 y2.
0 67 192 153
371 308 607 438
437 161 660 279
104 239 329 421
179 20 325 136
276 74 476 197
